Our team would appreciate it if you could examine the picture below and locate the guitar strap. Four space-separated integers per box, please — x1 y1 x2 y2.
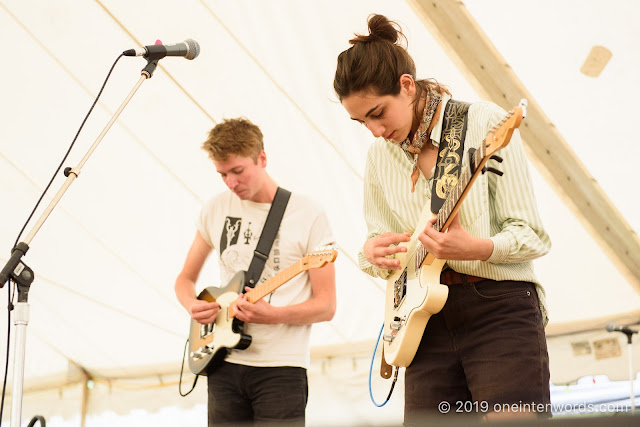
245 187 291 289
431 99 471 214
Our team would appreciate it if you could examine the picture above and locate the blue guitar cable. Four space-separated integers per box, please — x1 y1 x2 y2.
369 323 399 407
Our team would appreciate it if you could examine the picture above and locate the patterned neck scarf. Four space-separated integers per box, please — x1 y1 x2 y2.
397 90 441 193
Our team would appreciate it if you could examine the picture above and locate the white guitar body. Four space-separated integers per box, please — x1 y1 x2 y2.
188 271 252 376
208 291 245 349
382 210 449 367
188 249 338 375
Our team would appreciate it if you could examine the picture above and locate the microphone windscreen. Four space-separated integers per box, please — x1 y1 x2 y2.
184 39 200 60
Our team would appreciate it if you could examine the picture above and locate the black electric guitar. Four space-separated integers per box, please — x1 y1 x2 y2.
382 100 527 368
188 249 337 375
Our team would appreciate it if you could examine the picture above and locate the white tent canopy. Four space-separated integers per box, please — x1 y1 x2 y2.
1 0 639 424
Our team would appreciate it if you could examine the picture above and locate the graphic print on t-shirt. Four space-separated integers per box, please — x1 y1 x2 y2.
220 216 242 253
243 222 253 244
218 214 282 302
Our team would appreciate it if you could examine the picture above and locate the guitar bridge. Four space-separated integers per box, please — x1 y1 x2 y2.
200 322 215 339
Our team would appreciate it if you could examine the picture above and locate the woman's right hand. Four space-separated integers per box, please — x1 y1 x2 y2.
189 299 221 325
363 232 412 270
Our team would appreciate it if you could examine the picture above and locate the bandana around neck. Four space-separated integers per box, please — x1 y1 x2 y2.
397 90 442 193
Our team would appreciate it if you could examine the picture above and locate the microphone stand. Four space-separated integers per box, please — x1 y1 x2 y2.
607 325 638 414
0 57 160 427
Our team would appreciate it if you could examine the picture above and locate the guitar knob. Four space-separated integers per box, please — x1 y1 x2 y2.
390 321 403 330
383 334 395 342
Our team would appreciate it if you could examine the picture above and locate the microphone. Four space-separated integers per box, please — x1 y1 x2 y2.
123 39 200 60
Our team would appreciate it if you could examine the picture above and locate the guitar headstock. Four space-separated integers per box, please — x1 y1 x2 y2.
301 248 338 270
484 99 527 157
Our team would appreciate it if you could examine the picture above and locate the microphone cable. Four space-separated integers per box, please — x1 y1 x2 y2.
0 52 125 426
12 53 124 248
26 415 46 426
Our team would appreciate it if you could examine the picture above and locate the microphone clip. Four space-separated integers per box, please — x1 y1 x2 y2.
142 59 160 79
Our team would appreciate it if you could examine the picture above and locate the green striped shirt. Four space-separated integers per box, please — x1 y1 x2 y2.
358 96 552 323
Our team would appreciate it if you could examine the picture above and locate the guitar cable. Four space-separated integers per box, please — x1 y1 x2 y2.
368 323 399 407
178 339 198 397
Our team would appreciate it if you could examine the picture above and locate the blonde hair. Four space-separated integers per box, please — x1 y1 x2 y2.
202 117 264 162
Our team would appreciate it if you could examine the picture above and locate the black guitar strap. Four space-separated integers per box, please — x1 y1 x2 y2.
245 187 291 289
431 100 471 214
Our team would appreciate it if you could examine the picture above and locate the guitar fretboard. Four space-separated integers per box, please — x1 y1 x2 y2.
246 260 304 303
408 109 516 272
412 140 488 271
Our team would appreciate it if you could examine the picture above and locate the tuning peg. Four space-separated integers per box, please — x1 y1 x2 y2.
482 166 504 176
490 155 503 163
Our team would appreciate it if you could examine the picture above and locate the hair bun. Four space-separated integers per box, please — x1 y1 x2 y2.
367 14 399 43
349 14 402 45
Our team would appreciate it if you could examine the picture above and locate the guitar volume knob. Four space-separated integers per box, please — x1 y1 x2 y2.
390 321 403 330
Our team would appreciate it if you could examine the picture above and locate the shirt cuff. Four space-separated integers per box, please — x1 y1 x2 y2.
358 250 391 280
486 232 517 264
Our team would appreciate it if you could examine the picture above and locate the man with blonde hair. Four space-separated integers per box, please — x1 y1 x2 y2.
175 117 336 425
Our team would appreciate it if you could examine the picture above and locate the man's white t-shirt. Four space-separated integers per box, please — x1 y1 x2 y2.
196 190 334 369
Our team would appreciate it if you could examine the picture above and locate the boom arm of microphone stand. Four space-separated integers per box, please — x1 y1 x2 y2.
1 70 152 291
1 64 157 427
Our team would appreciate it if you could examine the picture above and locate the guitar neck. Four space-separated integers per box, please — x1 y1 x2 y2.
245 260 304 303
436 146 487 232
412 105 522 269
415 144 488 266
226 249 336 318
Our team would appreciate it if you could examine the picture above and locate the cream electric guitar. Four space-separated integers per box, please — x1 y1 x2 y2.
382 101 527 368
188 249 337 375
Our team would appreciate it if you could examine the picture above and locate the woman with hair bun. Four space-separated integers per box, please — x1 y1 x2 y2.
335 14 551 423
